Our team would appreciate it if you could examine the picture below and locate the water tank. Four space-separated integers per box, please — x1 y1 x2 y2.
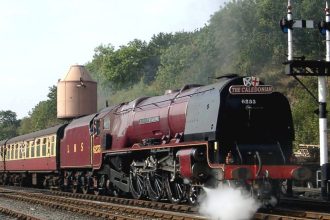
57 65 97 119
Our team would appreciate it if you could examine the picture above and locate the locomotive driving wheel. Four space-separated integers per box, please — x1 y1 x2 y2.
164 173 184 203
129 170 145 199
146 171 164 201
188 185 201 205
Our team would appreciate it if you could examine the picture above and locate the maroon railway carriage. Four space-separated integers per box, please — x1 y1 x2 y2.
0 124 66 186
0 139 7 172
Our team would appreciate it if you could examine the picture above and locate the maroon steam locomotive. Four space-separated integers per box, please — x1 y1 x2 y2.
0 74 310 206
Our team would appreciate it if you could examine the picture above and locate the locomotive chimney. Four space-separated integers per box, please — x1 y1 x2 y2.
57 65 97 119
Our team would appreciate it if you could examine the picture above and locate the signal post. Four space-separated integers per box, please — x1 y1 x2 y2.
281 0 330 200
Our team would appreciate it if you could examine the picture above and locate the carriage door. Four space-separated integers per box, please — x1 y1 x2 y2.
91 119 102 168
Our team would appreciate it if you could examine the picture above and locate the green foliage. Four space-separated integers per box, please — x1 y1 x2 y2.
0 110 20 140
101 39 148 90
87 33 180 90
18 86 62 135
109 80 158 105
18 117 32 136
291 78 319 147
153 29 217 92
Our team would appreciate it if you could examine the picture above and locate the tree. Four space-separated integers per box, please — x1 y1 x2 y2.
98 39 149 90
18 117 32 135
142 32 177 84
291 78 319 147
18 86 62 135
153 29 216 92
0 110 20 140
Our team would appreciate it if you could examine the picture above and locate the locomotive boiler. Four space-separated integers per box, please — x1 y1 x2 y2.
0 74 311 206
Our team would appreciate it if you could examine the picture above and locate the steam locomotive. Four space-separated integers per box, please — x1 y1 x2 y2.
0 74 310 206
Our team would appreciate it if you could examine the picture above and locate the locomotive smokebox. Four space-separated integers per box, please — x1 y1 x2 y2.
57 65 97 119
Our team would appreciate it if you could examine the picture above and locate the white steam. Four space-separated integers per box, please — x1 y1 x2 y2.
199 186 260 220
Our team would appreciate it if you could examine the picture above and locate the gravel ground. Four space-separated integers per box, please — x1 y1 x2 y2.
0 213 16 220
0 196 105 220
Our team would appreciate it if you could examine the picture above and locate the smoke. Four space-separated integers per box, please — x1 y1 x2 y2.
199 185 260 220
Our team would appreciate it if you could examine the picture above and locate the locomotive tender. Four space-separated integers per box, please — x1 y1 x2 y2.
0 74 310 206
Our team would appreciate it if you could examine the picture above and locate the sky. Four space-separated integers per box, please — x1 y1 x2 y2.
0 0 224 119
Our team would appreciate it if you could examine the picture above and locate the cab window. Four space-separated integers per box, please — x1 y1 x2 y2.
103 116 110 130
92 120 100 135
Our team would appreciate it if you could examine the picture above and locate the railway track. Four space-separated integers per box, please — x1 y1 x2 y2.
0 186 329 220
0 187 205 220
48 189 198 214
48 188 330 220
0 205 40 220
256 208 330 220
280 196 330 212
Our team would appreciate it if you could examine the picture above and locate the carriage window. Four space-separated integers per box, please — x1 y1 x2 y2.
20 144 24 159
13 145 16 159
26 142 30 158
14 144 18 159
10 145 14 160
8 146 11 159
103 117 110 130
18 144 21 159
36 139 40 157
50 136 55 156
42 138 47 157
8 145 11 160
31 141 35 158
17 144 21 159
6 146 9 160
8 146 11 160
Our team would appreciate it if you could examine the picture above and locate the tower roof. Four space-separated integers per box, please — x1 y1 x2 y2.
61 65 95 82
